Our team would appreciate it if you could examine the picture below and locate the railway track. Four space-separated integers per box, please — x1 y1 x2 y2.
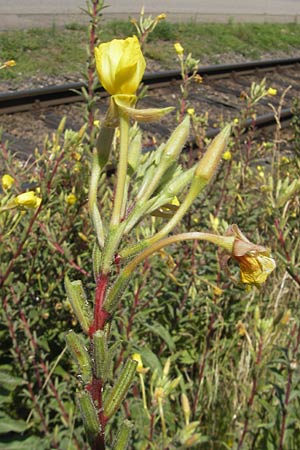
1 56 300 156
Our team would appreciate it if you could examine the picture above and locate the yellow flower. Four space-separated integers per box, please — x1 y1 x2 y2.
226 224 276 285
187 108 195 116
156 13 166 21
66 193 77 205
222 150 232 161
233 118 239 124
132 353 146 374
14 191 42 209
2 174 15 190
94 36 146 96
174 42 184 55
267 87 277 96
0 59 16 69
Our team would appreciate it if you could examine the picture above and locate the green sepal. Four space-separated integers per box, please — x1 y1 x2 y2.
93 330 108 381
103 359 137 419
65 276 92 334
78 391 101 447
96 125 115 169
112 420 133 450
65 330 92 384
113 95 174 122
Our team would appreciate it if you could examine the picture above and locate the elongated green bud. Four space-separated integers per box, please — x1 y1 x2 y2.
65 277 92 334
78 391 101 447
161 115 190 163
112 420 133 450
113 95 174 123
93 330 108 380
65 330 92 384
136 116 190 203
195 124 231 181
103 359 137 419
128 128 142 174
96 125 115 168
92 242 102 282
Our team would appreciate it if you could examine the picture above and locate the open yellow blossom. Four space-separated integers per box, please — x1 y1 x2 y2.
174 42 184 55
2 174 15 190
267 87 277 96
222 150 232 161
94 36 146 97
66 193 77 205
14 191 42 209
187 108 195 116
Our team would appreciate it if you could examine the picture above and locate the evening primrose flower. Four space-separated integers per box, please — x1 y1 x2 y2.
222 150 232 161
226 224 276 285
174 42 184 55
267 87 277 96
14 191 42 209
1 174 15 190
66 193 77 205
94 36 146 97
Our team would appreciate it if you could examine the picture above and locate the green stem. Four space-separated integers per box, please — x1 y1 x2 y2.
103 232 234 314
110 112 130 226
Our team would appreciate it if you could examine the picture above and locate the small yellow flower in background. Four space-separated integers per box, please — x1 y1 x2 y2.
281 156 290 164
236 321 247 337
156 13 166 21
132 353 148 374
222 150 232 161
213 286 223 297
78 232 88 242
95 36 146 97
187 108 195 116
66 193 77 205
2 174 15 190
267 87 277 96
14 191 42 209
174 42 184 56
226 224 276 285
194 74 203 84
0 60 16 70
233 118 239 124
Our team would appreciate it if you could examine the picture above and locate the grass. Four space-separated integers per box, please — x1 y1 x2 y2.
1 21 300 81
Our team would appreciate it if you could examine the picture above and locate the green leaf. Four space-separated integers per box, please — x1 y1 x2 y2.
0 372 26 391
0 414 28 434
145 322 176 352
0 436 42 449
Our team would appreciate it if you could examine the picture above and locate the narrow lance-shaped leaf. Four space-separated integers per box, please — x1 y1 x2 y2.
65 330 92 384
65 277 92 334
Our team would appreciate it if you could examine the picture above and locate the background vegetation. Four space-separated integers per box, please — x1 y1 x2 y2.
0 13 300 450
1 21 300 80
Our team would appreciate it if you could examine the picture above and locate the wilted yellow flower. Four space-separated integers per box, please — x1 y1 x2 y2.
174 42 184 55
78 232 88 242
94 36 146 97
226 224 276 285
2 174 15 190
222 150 232 161
132 353 145 373
268 87 277 96
14 191 42 209
66 193 77 205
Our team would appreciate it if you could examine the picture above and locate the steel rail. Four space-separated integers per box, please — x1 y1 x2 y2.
1 57 300 114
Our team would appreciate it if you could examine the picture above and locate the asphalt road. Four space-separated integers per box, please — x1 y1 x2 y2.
1 0 300 30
